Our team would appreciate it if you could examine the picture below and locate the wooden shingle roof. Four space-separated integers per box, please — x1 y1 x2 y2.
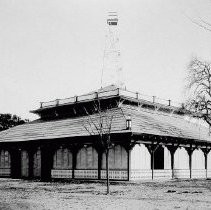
121 105 211 142
0 105 210 143
0 108 127 142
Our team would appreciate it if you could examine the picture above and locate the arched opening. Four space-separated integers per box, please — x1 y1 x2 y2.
21 150 29 178
154 146 164 169
102 145 127 170
33 148 41 178
76 146 98 169
131 144 151 170
101 145 128 180
174 147 189 169
0 150 11 177
192 149 205 169
75 146 98 179
51 147 73 179
53 147 72 169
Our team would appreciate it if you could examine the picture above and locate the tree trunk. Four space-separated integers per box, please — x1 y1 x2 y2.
106 149 110 194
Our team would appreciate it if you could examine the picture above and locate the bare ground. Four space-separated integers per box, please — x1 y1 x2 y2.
0 178 211 209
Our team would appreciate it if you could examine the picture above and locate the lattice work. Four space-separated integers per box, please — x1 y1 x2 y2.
51 170 72 179
100 170 128 180
207 170 211 178
131 169 172 180
74 170 98 179
0 168 11 177
174 169 190 178
131 169 152 180
192 169 206 178
153 170 172 179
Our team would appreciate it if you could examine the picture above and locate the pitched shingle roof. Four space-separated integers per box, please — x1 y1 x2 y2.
0 108 127 142
121 105 210 142
0 105 210 143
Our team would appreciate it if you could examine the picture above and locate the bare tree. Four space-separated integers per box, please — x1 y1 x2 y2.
82 99 115 194
184 14 211 33
185 57 211 126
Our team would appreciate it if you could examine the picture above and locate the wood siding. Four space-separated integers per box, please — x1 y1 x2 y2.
174 147 189 169
33 148 41 177
131 144 151 170
53 148 72 169
21 150 29 177
102 145 127 170
76 146 98 169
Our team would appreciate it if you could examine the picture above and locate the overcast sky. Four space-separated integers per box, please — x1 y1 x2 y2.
0 0 211 120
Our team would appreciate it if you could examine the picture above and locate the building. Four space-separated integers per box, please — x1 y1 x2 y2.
0 85 211 181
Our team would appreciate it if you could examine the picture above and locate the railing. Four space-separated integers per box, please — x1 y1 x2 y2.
39 87 183 109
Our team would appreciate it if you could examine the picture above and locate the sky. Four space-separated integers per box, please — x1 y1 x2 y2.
0 0 211 120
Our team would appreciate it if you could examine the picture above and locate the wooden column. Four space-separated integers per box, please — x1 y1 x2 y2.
146 142 160 180
124 141 136 181
201 147 211 179
166 144 179 179
127 149 131 181
185 145 195 179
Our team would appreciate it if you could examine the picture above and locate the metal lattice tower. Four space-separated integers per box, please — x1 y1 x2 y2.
101 12 124 88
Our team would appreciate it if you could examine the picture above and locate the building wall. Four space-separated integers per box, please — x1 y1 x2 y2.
53 147 72 169
208 152 211 170
21 150 29 178
75 146 98 179
101 145 128 180
174 147 189 178
207 151 211 178
131 144 150 170
52 144 128 180
174 147 189 169
33 148 41 178
51 147 73 179
2 141 208 181
102 145 127 170
76 146 98 169
164 147 171 169
130 144 151 180
192 149 206 178
192 149 205 169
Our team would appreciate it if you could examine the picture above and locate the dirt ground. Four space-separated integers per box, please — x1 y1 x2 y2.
0 178 211 210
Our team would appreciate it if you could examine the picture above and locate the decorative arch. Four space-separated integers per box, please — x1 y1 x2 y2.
53 147 72 169
192 149 205 170
131 144 151 170
102 144 127 170
174 147 189 169
76 146 98 169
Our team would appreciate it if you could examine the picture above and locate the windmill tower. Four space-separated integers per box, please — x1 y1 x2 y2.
101 12 124 88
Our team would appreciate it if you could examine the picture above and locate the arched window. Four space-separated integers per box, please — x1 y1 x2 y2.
53 148 72 169
76 146 98 169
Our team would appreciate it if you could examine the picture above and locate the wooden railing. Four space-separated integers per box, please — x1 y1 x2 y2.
39 87 183 110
